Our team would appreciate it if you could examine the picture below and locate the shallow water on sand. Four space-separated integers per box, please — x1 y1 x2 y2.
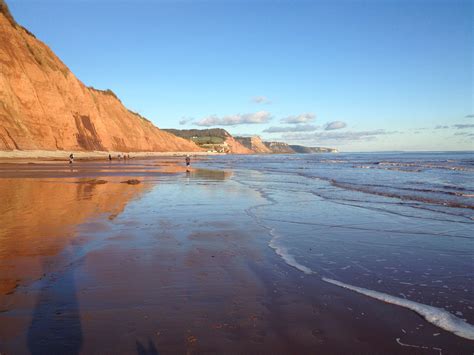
0 154 473 353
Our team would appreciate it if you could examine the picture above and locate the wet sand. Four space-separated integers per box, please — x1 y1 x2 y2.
0 158 473 354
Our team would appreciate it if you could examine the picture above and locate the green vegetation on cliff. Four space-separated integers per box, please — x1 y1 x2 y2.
163 128 230 145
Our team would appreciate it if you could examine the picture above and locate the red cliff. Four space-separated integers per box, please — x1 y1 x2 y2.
0 1 201 152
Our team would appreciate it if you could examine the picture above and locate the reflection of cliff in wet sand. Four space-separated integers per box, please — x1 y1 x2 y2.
188 168 232 181
0 178 149 296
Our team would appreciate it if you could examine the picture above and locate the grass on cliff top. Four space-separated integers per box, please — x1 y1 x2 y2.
127 109 151 123
1 0 16 26
191 136 225 145
89 87 120 100
1 0 36 37
163 128 230 140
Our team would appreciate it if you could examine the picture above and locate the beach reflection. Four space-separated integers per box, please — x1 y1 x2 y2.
0 178 149 296
187 168 232 181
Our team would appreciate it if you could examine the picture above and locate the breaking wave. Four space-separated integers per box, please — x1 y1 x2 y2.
322 277 474 341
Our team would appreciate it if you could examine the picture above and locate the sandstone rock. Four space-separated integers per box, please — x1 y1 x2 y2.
222 135 253 154
121 179 141 185
235 136 272 154
0 1 202 153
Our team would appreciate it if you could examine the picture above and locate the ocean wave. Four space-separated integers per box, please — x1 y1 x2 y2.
265 223 474 340
295 171 474 211
316 158 474 172
322 277 474 341
329 181 474 210
243 172 474 341
268 231 314 275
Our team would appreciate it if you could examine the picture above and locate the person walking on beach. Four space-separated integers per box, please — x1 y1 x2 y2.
108 154 112 161
69 153 74 164
185 155 191 167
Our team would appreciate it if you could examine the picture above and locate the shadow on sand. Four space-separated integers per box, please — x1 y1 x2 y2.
27 255 83 355
136 339 159 355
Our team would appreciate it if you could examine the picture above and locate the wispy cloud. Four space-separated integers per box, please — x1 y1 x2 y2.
252 96 271 104
179 117 194 125
465 114 474 118
282 129 397 143
324 121 347 130
280 113 316 124
194 111 272 126
454 132 474 138
452 123 474 129
434 125 449 129
263 124 319 133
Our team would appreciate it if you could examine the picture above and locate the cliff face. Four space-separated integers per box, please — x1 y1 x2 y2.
0 2 201 152
263 141 295 154
223 135 253 154
235 136 272 154
290 145 338 153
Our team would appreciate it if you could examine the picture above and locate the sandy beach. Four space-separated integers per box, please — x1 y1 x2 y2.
0 150 220 162
0 154 473 354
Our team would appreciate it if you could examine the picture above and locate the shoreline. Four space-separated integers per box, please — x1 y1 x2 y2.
0 149 222 163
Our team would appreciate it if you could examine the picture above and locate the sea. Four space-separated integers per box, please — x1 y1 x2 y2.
197 151 474 340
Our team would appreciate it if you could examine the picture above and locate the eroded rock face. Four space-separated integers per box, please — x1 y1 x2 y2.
263 141 296 154
235 136 272 154
0 2 201 152
223 135 253 154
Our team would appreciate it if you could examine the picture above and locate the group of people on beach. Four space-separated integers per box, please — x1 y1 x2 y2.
69 153 133 164
109 153 131 161
68 153 192 168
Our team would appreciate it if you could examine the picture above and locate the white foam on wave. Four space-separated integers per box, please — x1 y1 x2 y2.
322 277 474 341
250 193 474 341
268 232 474 340
268 229 314 275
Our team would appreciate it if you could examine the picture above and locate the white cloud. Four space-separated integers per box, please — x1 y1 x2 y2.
252 96 271 104
263 124 319 133
324 121 347 130
194 111 272 126
282 129 397 143
280 113 316 124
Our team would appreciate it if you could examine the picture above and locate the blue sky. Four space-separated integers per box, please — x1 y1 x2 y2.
8 0 473 151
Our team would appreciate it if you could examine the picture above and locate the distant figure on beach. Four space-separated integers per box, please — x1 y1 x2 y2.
69 153 74 164
185 155 191 167
108 154 112 161
118 154 122 160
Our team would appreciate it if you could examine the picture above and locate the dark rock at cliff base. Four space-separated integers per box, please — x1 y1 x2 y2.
121 179 141 185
